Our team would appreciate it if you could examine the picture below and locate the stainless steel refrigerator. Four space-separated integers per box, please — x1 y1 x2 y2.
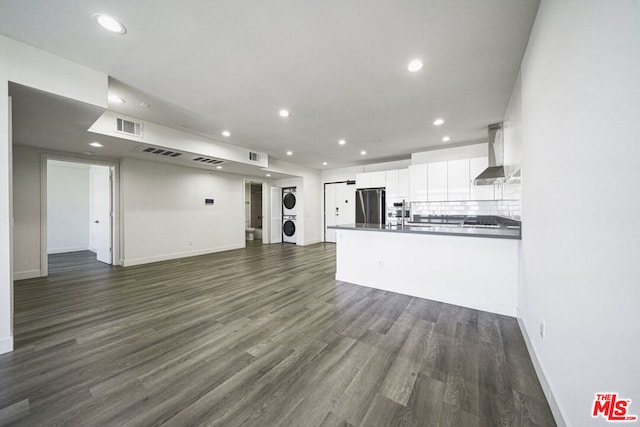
355 188 385 226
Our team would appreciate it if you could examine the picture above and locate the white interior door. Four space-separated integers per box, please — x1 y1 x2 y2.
324 184 337 242
90 166 112 264
336 182 356 226
270 187 282 243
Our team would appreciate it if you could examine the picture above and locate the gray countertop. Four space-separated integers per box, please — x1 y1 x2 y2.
328 222 522 240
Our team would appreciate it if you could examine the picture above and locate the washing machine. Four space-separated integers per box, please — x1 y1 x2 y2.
282 187 297 216
282 217 297 243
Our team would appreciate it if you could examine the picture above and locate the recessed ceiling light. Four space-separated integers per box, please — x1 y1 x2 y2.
279 109 290 118
407 59 423 72
221 130 231 137
139 102 151 108
286 151 293 156
338 139 346 146
89 142 103 148
216 165 223 169
108 94 125 104
360 150 367 155
433 118 445 126
92 13 126 35
266 173 271 177
442 136 451 142
322 162 328 166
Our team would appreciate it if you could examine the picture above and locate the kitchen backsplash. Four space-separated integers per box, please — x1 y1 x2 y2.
411 199 522 220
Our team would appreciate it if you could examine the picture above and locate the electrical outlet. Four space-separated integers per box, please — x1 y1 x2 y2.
539 321 545 340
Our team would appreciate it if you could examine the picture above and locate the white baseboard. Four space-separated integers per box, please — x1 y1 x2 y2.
299 238 321 246
516 316 567 427
13 269 41 281
48 246 89 254
122 244 245 267
0 335 13 354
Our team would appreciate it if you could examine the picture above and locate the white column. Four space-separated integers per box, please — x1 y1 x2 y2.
0 70 14 354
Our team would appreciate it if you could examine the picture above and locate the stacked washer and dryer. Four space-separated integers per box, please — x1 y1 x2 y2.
282 187 297 244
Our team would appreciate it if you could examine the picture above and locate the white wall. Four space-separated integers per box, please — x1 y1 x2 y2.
120 157 245 266
1 34 108 354
0 35 107 108
514 2 640 425
12 145 41 280
47 161 90 254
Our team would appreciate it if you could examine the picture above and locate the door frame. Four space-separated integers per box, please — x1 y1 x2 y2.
40 154 121 276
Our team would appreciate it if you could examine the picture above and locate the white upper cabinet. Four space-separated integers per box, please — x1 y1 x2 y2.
369 171 386 188
355 172 370 189
427 161 448 201
356 171 386 189
409 164 428 202
447 159 470 201
398 168 409 199
469 157 495 200
386 169 410 200
385 169 399 197
409 156 497 202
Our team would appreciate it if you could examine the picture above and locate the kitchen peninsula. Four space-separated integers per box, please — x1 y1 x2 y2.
329 217 521 316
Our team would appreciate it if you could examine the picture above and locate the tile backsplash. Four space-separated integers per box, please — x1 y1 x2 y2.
411 199 521 220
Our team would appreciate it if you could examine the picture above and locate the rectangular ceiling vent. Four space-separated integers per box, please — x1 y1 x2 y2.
192 156 224 165
134 146 183 158
249 152 259 162
141 147 183 157
116 117 143 137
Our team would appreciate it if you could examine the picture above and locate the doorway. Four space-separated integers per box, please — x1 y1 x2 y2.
42 157 119 275
244 180 268 244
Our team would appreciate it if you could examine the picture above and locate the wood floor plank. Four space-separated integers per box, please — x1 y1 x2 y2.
0 243 556 426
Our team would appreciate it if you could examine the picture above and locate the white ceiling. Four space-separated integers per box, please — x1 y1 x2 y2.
0 0 540 170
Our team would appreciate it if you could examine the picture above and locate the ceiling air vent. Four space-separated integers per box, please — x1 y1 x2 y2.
116 117 143 137
141 147 183 157
192 156 224 165
249 152 259 161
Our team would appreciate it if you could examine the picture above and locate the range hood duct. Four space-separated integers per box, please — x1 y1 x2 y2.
474 122 506 185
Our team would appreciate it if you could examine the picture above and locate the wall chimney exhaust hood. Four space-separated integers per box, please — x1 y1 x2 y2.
474 122 506 185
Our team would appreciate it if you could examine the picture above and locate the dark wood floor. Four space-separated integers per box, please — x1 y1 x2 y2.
0 243 555 426
47 250 115 275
